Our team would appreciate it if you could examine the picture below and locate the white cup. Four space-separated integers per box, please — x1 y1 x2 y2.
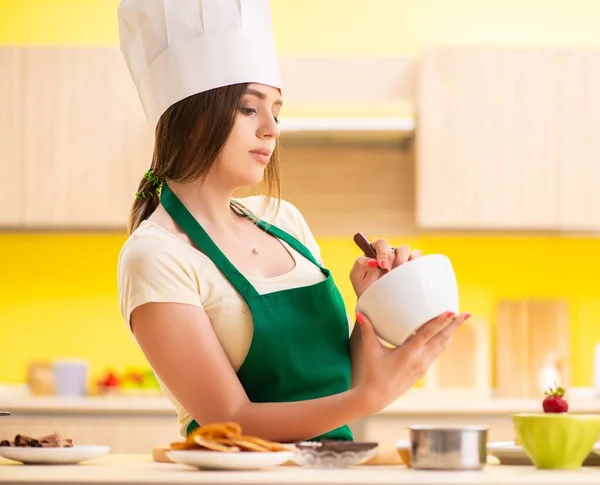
355 254 459 346
52 359 89 397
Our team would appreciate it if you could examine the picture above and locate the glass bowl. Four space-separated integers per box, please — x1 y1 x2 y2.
292 440 378 469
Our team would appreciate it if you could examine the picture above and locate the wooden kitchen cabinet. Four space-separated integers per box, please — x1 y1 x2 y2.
0 48 25 226
20 47 153 228
555 50 600 231
5 44 599 231
416 48 560 230
279 139 416 237
4 45 417 230
416 47 600 232
0 411 181 454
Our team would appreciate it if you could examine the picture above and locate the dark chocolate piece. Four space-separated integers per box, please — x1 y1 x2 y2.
15 435 39 447
1 432 74 448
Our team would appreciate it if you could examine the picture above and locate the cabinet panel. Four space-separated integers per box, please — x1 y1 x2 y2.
22 47 153 228
0 48 24 226
556 50 600 231
416 48 559 229
0 413 180 454
279 140 416 237
494 299 569 398
424 317 490 393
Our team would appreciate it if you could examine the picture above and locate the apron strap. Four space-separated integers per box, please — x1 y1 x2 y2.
260 222 323 269
160 183 260 299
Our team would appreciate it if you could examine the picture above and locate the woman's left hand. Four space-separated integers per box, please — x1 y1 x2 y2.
350 239 422 298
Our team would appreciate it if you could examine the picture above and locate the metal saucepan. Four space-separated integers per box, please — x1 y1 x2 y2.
409 425 488 470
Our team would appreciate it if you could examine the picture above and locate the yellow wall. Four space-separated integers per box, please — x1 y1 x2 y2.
2 233 600 386
2 0 600 53
1 0 600 387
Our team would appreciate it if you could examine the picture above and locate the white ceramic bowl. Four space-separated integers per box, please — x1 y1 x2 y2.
355 254 459 346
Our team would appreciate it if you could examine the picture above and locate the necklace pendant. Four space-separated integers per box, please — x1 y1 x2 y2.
251 248 259 255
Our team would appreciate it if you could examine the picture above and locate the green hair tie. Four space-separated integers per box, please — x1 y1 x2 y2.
135 169 163 200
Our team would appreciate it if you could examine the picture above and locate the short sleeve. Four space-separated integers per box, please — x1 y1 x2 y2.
117 235 203 329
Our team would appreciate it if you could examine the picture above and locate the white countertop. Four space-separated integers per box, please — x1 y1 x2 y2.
2 391 600 416
1 454 600 485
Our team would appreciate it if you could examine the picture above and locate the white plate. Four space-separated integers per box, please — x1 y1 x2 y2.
487 441 600 466
0 445 111 465
166 450 295 470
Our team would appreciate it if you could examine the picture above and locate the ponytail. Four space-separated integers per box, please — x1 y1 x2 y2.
127 170 163 234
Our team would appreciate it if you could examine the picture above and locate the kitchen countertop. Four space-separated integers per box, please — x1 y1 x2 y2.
0 395 176 415
1 454 600 485
382 395 600 415
2 391 600 416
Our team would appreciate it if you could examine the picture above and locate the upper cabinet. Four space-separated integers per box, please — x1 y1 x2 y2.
0 48 416 230
1 45 598 232
555 50 600 231
416 47 600 232
0 48 25 226
20 47 153 228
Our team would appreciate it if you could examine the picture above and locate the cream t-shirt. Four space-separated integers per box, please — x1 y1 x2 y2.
117 196 349 436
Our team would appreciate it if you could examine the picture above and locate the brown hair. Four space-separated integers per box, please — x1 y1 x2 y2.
127 82 281 234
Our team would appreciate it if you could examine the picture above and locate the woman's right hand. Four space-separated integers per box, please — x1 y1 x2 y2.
355 311 471 414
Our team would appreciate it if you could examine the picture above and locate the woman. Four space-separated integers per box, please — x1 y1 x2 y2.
117 0 470 443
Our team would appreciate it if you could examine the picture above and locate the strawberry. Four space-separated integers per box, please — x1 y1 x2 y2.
542 384 569 413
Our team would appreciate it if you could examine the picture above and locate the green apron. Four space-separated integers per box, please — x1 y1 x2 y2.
160 183 353 442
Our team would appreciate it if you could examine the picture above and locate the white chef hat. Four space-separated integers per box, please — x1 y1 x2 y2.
117 0 282 127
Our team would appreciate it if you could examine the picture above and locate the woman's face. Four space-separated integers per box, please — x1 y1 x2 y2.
214 83 282 188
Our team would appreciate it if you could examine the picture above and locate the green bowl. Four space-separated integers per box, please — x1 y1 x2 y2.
513 413 600 469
